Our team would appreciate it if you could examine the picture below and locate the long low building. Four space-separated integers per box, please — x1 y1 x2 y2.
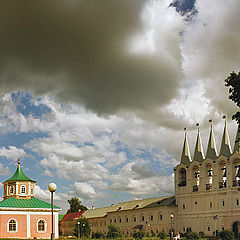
82 196 176 236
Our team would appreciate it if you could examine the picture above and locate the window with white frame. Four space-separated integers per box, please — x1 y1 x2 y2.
8 219 17 232
20 185 26 194
9 185 14 195
37 219 46 232
31 186 34 195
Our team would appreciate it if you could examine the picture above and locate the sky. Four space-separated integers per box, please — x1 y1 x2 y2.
0 0 240 213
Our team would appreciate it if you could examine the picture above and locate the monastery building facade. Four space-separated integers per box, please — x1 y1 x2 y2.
78 121 240 238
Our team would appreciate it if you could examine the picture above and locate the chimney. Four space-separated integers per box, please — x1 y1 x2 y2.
111 204 115 206
92 206 95 209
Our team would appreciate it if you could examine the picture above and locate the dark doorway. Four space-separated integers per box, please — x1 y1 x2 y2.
232 222 240 239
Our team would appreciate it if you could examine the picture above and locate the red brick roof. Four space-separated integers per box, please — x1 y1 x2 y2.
61 211 86 221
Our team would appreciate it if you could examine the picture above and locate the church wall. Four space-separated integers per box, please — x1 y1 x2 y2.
175 152 240 235
0 210 58 239
0 214 27 238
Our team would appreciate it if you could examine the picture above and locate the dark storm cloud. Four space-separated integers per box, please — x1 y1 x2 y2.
0 0 183 114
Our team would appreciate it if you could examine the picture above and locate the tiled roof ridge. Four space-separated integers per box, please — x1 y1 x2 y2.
61 210 86 221
117 195 173 205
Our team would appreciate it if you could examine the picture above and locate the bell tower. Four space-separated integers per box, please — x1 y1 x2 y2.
3 159 36 200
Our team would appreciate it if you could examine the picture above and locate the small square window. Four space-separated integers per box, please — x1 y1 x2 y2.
150 215 154 221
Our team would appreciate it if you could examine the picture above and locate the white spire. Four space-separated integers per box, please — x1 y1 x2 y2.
193 124 205 163
234 124 240 153
206 120 218 160
220 118 232 158
180 128 191 165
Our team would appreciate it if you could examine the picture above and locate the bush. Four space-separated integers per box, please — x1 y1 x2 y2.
185 232 200 240
132 231 145 240
106 224 122 239
151 231 156 237
158 231 168 239
91 231 106 239
199 232 205 238
219 230 234 240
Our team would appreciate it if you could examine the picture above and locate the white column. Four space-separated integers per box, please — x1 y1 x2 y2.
6 185 9 196
54 212 59 238
27 213 31 238
16 182 18 195
28 182 30 195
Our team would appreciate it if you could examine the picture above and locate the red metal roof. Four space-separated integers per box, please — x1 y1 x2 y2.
61 211 86 221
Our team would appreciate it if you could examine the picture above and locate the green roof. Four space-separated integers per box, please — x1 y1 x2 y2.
82 196 175 219
4 165 36 183
0 197 60 210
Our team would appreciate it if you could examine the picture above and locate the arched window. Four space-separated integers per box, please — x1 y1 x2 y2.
9 185 14 195
20 185 26 194
37 219 46 232
8 219 17 232
219 160 227 189
192 165 200 192
206 163 213 190
178 168 186 187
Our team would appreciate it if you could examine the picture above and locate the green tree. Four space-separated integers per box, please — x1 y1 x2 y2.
225 71 240 123
219 230 234 240
132 231 145 240
74 218 91 238
157 231 168 239
91 231 106 239
67 197 88 213
106 224 122 239
185 232 200 240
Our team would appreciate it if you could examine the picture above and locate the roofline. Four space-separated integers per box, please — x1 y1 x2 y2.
3 179 36 183
0 207 61 211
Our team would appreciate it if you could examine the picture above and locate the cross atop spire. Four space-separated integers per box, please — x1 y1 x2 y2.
219 117 232 158
234 124 240 153
18 158 21 168
193 123 205 163
206 120 218 160
180 128 191 165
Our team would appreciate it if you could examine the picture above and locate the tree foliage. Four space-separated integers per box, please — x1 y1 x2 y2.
106 224 122 239
74 218 91 238
132 231 145 240
219 230 234 240
67 197 88 214
225 71 240 123
157 231 168 239
185 232 200 240
91 231 106 239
